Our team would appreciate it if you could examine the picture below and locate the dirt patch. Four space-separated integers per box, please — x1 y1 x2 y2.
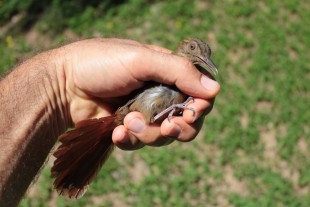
255 101 273 113
127 156 150 183
259 123 309 195
25 29 53 48
260 123 277 160
208 165 248 207
91 192 128 207
113 148 149 183
207 31 219 50
297 137 308 155
24 27 80 50
223 166 248 195
240 111 249 129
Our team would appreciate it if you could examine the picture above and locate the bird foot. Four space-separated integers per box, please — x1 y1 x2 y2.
152 97 195 123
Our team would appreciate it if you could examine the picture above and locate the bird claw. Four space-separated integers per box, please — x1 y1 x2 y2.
152 97 195 123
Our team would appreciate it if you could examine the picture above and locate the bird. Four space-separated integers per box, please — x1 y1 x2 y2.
51 38 218 199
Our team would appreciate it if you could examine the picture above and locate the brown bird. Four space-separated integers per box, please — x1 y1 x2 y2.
51 38 218 199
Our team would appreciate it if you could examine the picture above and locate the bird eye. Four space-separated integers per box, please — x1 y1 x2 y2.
190 43 196 50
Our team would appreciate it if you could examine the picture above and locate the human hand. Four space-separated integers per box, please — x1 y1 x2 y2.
58 38 220 150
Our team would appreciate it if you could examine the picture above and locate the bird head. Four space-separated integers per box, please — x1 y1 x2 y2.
176 38 218 78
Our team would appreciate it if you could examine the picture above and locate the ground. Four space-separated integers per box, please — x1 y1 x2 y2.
0 0 309 206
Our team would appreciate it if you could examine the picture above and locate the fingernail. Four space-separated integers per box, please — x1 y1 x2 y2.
201 75 219 91
128 118 145 134
169 124 182 138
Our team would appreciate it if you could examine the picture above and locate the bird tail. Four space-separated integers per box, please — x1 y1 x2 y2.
51 115 117 199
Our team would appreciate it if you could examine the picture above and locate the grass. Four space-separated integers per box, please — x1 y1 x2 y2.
1 0 309 206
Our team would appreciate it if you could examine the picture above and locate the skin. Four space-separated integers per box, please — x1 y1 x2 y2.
0 38 220 206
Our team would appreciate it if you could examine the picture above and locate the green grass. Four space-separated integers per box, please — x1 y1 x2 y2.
1 0 309 206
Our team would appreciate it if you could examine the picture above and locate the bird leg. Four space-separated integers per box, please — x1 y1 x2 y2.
152 97 195 123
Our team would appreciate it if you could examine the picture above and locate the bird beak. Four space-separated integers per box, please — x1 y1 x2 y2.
195 56 219 77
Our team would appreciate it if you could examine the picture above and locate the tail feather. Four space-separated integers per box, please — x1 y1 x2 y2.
51 115 117 199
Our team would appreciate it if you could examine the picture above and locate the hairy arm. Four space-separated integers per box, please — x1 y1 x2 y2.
0 49 68 206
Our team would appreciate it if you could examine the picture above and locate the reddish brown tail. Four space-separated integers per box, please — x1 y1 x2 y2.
51 115 117 199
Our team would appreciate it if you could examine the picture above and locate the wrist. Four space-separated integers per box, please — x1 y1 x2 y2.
28 47 71 134
49 47 72 130
0 48 70 205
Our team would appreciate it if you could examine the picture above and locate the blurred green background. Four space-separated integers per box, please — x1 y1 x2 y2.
1 0 309 206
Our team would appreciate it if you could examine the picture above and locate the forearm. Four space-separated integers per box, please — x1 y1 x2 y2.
0 49 69 206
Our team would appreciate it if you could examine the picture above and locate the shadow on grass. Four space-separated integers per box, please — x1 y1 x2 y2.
0 0 127 35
